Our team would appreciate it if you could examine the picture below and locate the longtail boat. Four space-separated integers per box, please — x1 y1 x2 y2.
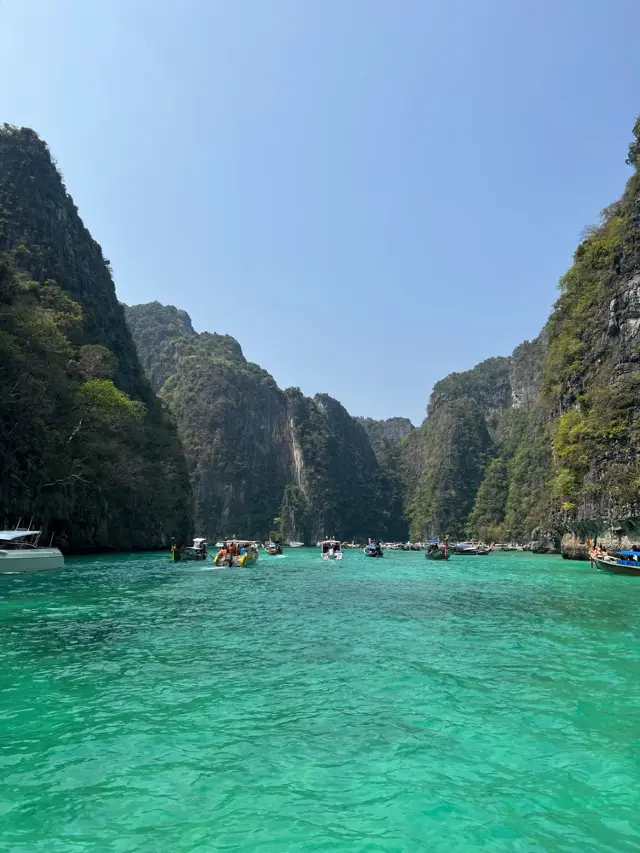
425 541 450 561
590 548 640 577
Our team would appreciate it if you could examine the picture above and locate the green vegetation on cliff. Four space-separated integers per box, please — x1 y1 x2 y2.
404 358 512 540
8 117 640 552
544 120 640 532
126 304 406 543
0 126 192 550
404 118 640 546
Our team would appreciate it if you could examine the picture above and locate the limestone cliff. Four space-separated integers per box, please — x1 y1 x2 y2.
0 126 193 551
402 341 547 542
356 417 414 461
126 303 405 543
543 118 640 552
404 117 640 552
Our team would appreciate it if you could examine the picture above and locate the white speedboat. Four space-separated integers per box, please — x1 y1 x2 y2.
288 541 304 548
0 529 65 573
320 539 343 560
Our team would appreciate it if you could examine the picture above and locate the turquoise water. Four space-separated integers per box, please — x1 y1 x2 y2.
1 549 639 852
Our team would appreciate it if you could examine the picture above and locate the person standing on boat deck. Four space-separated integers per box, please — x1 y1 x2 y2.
239 544 247 557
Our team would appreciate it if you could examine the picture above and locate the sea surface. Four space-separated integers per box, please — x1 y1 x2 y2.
1 549 639 852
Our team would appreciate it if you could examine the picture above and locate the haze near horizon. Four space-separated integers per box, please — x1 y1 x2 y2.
1 0 639 424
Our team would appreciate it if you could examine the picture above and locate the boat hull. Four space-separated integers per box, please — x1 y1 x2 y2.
213 553 259 567
426 548 450 561
592 555 640 576
0 548 65 573
171 549 208 562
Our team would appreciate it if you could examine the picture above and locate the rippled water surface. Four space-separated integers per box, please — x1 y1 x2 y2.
1 549 640 852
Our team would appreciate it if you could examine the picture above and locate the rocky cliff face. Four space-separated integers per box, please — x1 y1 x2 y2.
543 119 640 553
404 119 640 552
126 303 406 543
402 342 547 542
0 126 193 551
356 417 414 460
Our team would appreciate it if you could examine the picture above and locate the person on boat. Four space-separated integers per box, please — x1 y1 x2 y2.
239 543 247 557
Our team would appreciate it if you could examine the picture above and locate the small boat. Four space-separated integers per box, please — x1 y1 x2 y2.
265 541 283 555
590 548 640 576
453 542 478 555
288 541 304 548
320 539 343 560
213 539 260 567
425 541 450 561
0 529 65 573
171 537 208 562
453 542 492 555
363 541 383 558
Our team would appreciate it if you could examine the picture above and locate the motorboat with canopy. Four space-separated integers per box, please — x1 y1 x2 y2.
171 537 208 561
320 539 343 560
589 547 640 576
0 529 64 572
213 540 260 567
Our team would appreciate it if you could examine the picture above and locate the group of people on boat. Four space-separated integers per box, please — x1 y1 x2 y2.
364 539 383 557
214 540 251 567
425 540 450 560
321 540 343 559
589 541 640 569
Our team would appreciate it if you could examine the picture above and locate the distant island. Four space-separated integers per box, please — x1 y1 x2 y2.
2 118 640 557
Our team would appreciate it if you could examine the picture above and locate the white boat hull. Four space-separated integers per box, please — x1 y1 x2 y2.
0 547 65 573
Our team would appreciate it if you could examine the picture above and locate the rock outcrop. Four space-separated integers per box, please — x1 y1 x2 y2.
529 527 561 554
560 534 589 560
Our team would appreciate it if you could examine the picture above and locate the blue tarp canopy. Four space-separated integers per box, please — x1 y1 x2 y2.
616 549 640 555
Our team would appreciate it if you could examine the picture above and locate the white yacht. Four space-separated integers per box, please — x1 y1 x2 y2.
0 529 65 573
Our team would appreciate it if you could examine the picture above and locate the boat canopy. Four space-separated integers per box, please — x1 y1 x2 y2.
0 529 41 542
616 549 640 555
192 538 206 546
321 539 340 545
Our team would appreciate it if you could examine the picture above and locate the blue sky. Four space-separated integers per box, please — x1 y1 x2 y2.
1 0 639 424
